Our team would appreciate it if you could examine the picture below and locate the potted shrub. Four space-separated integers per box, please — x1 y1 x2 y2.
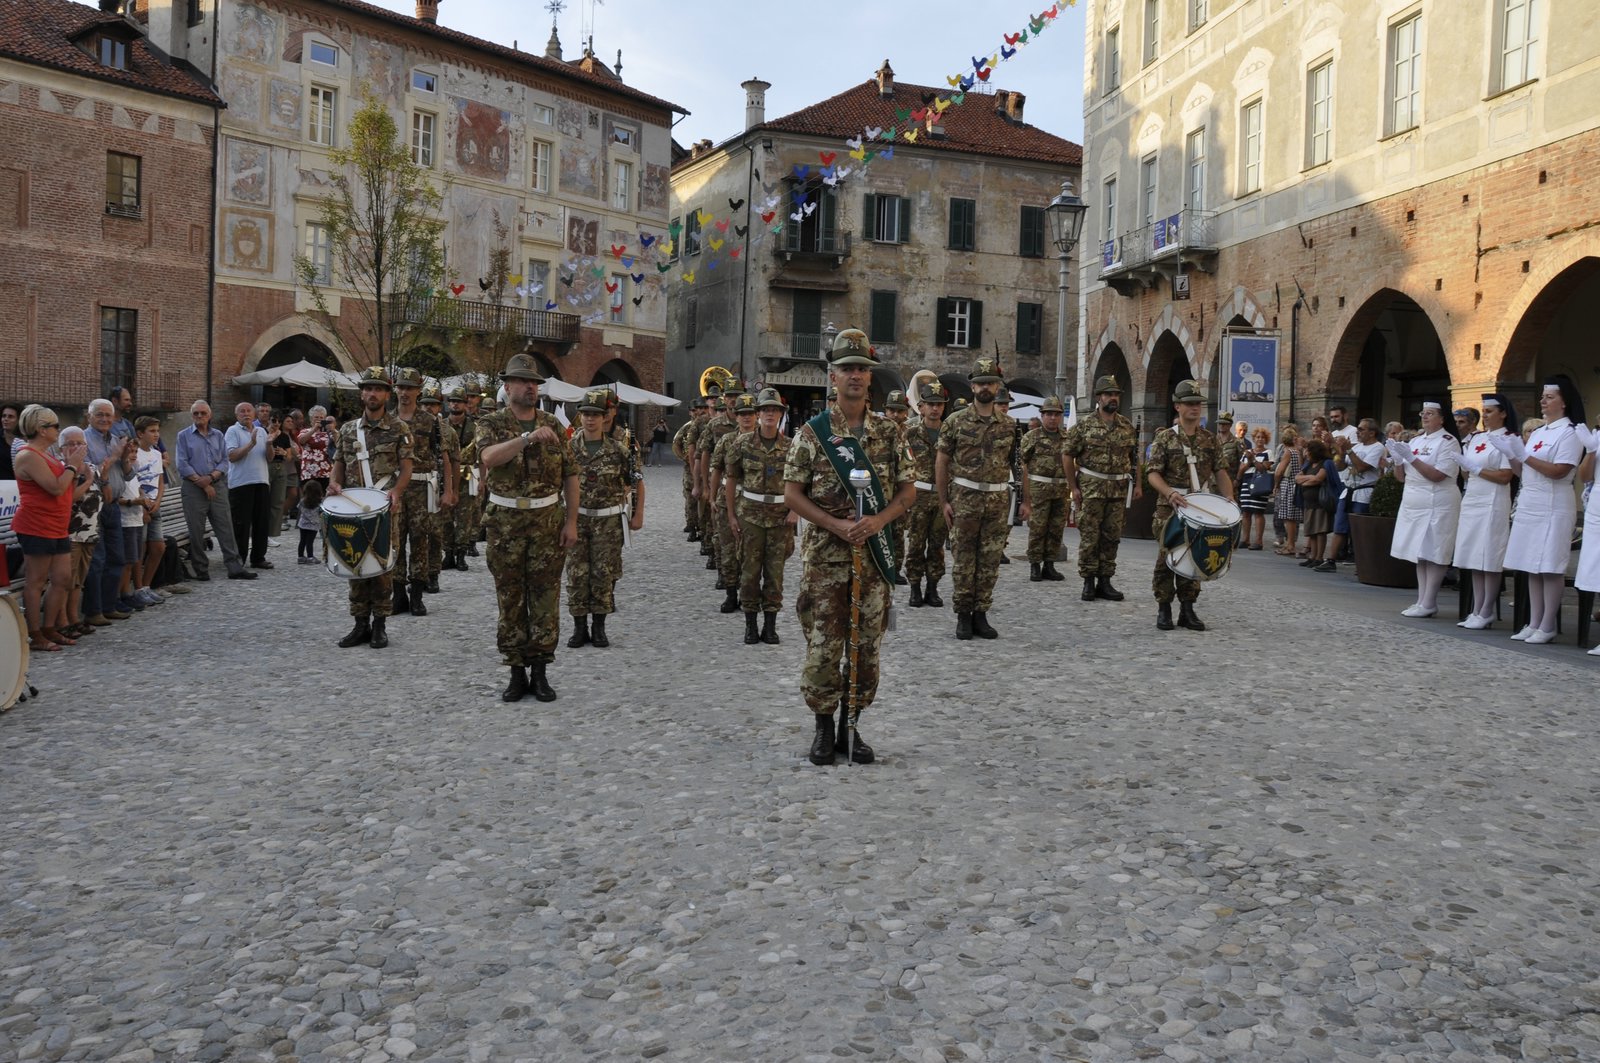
1348 472 1417 588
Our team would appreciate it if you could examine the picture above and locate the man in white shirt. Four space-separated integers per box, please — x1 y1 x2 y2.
1328 405 1359 447
1318 417 1386 572
225 401 273 570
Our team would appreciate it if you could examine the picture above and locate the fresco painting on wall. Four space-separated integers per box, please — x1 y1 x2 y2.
226 139 271 204
560 145 598 199
567 212 599 257
449 188 521 286
454 99 512 180
640 163 668 213
556 98 584 140
221 210 274 273
268 79 301 133
220 71 260 123
230 4 278 65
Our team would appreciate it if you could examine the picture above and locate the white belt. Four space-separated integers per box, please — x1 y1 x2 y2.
740 490 785 504
953 477 1008 493
577 504 625 518
1028 474 1070 484
914 481 935 492
1078 468 1130 481
411 471 438 483
489 492 559 511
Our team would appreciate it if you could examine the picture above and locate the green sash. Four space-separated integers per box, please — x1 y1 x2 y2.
807 410 897 584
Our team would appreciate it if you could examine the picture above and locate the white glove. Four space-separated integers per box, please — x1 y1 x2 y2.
1487 431 1526 462
1573 422 1599 453
1457 440 1486 473
1386 439 1415 465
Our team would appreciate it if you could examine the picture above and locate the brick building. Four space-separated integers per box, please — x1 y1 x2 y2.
1081 0 1600 437
138 0 684 404
666 63 1082 424
0 0 221 416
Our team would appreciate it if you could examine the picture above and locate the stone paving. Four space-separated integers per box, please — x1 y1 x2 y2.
3 464 1599 1062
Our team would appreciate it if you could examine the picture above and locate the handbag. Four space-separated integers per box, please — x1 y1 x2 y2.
1248 469 1275 498
1317 460 1340 513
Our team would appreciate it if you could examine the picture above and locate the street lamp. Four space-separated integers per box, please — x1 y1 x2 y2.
1044 179 1088 403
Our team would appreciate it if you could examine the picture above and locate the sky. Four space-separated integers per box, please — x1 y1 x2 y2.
371 0 1087 148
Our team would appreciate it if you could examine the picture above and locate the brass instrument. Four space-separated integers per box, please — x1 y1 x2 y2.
699 365 737 397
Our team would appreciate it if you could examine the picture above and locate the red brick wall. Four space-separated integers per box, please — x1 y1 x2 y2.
0 83 215 414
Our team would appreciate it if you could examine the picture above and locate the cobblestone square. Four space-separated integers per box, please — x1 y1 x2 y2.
4 466 1597 1062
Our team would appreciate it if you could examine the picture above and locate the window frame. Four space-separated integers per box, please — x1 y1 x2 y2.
524 259 550 309
1239 98 1263 195
531 139 552 193
1140 154 1158 226
1102 176 1118 241
411 70 437 95
308 84 338 148
411 110 436 168
863 193 912 244
1018 205 1047 258
869 290 898 345
307 41 339 69
1494 0 1541 94
1305 59 1333 168
97 36 128 69
935 297 983 349
612 159 632 212
685 211 702 256
1015 302 1043 355
99 307 137 399
304 222 333 285
668 216 681 262
1143 0 1160 66
1184 127 1206 210
1104 25 1122 93
532 103 555 125
684 295 698 348
947 197 976 252
105 151 141 217
609 272 628 322
1189 0 1207 33
1385 12 1422 137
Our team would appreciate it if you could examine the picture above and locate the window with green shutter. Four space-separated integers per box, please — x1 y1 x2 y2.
1015 302 1043 354
1019 206 1046 258
948 198 976 251
936 297 983 348
869 290 898 344
863 193 912 243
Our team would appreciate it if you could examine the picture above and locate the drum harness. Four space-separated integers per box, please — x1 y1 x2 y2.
353 419 395 496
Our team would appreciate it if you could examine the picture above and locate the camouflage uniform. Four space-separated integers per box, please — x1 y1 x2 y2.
711 428 744 589
673 417 700 535
787 404 910 717
1063 412 1138 579
726 427 792 613
1149 425 1226 604
903 421 947 582
445 409 479 559
393 405 445 588
1019 423 1071 563
426 412 459 584
333 411 413 619
477 407 577 666
1218 430 1245 489
698 411 736 562
937 403 1014 614
567 433 630 617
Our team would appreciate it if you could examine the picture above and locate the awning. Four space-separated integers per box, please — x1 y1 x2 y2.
232 359 359 389
608 382 679 408
1008 405 1041 422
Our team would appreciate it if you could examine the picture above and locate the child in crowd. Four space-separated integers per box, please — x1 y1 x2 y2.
297 479 324 564
132 417 168 604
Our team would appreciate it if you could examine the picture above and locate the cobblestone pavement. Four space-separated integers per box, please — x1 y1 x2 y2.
4 466 1599 1062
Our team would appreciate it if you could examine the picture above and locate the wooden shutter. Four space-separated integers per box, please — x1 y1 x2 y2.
862 193 877 241
969 300 984 347
935 297 953 346
898 196 913 244
820 188 838 252
870 291 897 344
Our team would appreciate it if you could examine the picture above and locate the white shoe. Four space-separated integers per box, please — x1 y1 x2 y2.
1588 643 1600 656
1401 605 1437 618
1510 625 1535 641
268 538 283 548
1461 614 1492 630
1524 628 1557 645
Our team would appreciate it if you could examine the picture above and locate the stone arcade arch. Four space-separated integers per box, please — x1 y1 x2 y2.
1329 288 1450 429
1143 330 1196 435
1492 253 1600 420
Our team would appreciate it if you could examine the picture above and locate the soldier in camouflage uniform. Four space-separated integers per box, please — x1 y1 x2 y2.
699 383 744 605
566 389 643 649
1063 375 1140 602
903 380 948 608
1216 411 1244 498
882 389 912 585
1147 380 1234 632
476 352 579 703
936 358 1022 640
694 385 729 566
330 366 414 650
388 369 450 615
418 385 459 591
725 388 795 645
444 385 478 570
784 330 916 765
1019 395 1072 583
711 395 758 612
674 398 708 539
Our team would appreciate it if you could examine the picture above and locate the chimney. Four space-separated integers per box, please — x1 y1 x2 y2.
415 0 438 23
741 77 771 131
691 138 714 159
995 90 1026 123
876 59 895 97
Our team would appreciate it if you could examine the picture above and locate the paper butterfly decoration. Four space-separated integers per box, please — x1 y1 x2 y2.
819 151 837 166
621 256 634 269
631 273 645 285
728 198 745 211
639 233 655 247
610 244 627 258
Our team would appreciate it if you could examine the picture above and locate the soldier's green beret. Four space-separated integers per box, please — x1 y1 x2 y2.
755 387 785 410
578 389 610 413
446 386 468 402
1093 375 1123 395
995 386 1013 404
1216 410 1234 425
828 328 877 368
1041 395 1065 413
969 358 1003 383
393 367 424 389
357 366 393 390
919 381 948 405
1172 380 1205 405
419 384 443 405
733 394 758 414
884 389 908 410
500 352 546 382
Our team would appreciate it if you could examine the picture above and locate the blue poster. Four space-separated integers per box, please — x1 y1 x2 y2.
1226 336 1277 404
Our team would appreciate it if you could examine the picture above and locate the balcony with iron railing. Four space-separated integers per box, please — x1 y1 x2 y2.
758 331 831 367
1099 208 1218 296
394 294 582 344
775 228 852 266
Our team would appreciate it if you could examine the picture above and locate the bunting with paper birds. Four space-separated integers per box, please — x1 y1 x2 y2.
509 0 1075 299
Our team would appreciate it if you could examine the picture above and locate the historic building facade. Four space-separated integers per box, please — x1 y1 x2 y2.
666 64 1082 423
1081 0 1600 436
0 0 221 414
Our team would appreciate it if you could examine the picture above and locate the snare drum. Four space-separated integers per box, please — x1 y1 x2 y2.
1161 491 1243 582
0 593 29 710
321 487 395 579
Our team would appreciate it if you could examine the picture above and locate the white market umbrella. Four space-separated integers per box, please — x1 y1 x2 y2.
232 359 359 389
608 381 679 408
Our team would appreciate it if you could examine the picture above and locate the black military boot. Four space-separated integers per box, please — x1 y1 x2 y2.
501 665 528 702
907 580 924 607
1156 602 1175 630
567 615 590 648
337 617 371 648
705 556 717 569
760 612 780 645
720 588 741 614
1082 577 1097 602
956 612 974 640
530 662 557 702
1096 577 1125 602
972 611 998 639
1029 562 1043 582
744 612 760 644
590 615 610 648
409 582 429 616
894 571 908 586
466 542 479 557
687 530 700 542
923 578 944 608
999 554 1010 565
836 706 875 764
369 617 388 649
714 575 726 590
808 713 835 765
392 582 410 615
426 574 441 593
1042 561 1066 582
1178 602 1207 631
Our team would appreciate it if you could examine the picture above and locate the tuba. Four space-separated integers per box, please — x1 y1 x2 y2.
699 365 737 397
906 369 942 409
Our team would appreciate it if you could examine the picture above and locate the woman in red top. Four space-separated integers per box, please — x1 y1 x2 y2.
13 405 87 650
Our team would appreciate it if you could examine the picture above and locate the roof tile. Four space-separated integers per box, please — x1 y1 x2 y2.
0 0 221 106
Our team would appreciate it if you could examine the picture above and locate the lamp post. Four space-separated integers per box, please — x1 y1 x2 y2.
1044 179 1088 404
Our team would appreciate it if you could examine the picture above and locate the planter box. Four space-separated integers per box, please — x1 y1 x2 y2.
1348 512 1417 589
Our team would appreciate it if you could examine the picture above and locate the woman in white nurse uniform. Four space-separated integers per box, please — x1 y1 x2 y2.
1571 420 1600 656
1495 375 1587 645
1453 394 1520 630
1387 401 1462 618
